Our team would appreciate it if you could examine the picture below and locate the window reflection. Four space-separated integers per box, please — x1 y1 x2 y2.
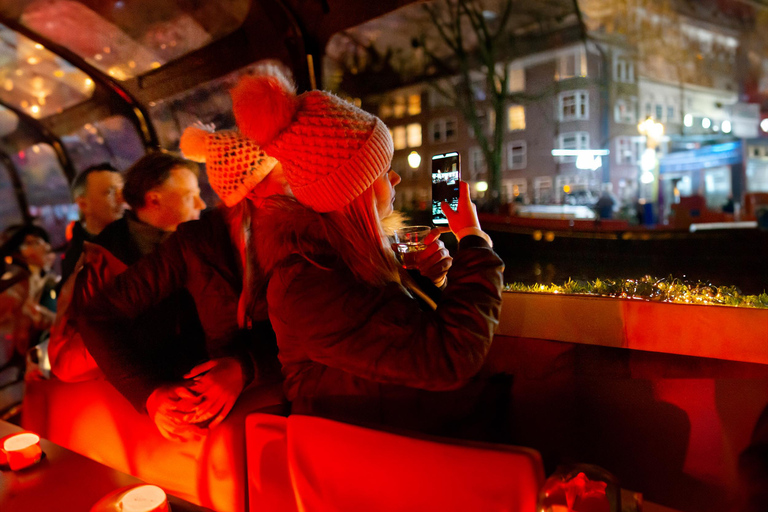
0 24 94 118
0 162 23 230
62 115 145 173
11 143 74 249
15 0 250 80
148 59 290 207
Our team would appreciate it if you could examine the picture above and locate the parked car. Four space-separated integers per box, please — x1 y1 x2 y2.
564 190 598 206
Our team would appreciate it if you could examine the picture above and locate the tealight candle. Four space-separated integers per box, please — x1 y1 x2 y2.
2 432 43 470
118 484 169 512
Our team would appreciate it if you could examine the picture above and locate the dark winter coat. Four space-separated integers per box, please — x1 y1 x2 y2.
76 209 279 411
60 221 95 288
253 200 505 432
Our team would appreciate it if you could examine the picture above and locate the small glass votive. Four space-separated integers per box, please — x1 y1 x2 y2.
0 432 43 470
118 484 169 512
538 463 621 512
393 226 432 269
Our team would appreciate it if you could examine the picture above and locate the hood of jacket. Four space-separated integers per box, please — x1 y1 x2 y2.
252 197 339 275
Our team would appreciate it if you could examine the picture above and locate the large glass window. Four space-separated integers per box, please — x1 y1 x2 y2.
0 24 95 118
0 163 23 230
62 116 145 173
12 0 250 80
12 143 73 248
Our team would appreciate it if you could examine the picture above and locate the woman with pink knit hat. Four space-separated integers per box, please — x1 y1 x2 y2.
232 72 505 432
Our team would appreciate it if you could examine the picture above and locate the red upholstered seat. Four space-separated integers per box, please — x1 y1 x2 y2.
245 413 545 512
22 377 285 512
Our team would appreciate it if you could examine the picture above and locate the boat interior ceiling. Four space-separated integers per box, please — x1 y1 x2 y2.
0 0 420 224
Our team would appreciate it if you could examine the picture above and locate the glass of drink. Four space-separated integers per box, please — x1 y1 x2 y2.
393 226 432 269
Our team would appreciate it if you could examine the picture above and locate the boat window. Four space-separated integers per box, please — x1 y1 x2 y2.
5 0 251 80
148 59 291 207
0 24 95 118
12 143 74 248
62 115 145 173
0 162 23 229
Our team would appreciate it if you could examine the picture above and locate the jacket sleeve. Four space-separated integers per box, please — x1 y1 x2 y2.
49 255 103 382
75 237 191 411
268 236 504 391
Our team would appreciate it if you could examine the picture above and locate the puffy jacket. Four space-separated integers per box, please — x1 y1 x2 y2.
254 200 505 430
74 209 279 411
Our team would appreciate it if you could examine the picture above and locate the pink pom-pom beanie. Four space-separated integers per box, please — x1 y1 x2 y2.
231 73 394 213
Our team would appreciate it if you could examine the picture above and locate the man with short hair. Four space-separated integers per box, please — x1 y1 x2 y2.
49 151 208 387
94 152 205 262
61 164 124 285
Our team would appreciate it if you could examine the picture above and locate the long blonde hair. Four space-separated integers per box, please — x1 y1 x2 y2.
324 186 401 288
254 186 402 289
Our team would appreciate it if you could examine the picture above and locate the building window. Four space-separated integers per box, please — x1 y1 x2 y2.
393 96 406 118
507 140 527 170
557 131 590 163
407 94 421 115
614 97 637 124
507 105 526 131
655 104 663 121
645 103 652 118
559 90 589 121
556 47 587 80
508 65 525 93
392 126 407 150
431 117 458 143
430 87 451 108
379 102 393 118
503 178 528 203
613 55 634 83
468 147 486 179
534 176 554 204
667 105 675 122
406 123 422 147
469 109 494 138
615 136 643 165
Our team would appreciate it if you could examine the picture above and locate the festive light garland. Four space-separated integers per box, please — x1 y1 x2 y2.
504 276 768 309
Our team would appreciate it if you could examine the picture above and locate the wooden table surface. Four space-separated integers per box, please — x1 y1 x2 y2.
0 420 214 512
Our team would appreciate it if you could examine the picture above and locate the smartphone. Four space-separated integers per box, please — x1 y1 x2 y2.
431 152 461 226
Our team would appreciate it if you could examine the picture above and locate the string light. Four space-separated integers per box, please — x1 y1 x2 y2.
505 276 768 309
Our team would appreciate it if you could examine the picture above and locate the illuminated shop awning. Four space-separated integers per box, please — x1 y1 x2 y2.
659 141 742 174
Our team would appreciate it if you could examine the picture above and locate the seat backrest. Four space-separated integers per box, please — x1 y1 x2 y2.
245 413 298 512
285 414 545 512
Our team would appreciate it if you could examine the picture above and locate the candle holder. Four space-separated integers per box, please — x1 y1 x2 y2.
0 431 44 470
90 484 170 512
538 463 621 512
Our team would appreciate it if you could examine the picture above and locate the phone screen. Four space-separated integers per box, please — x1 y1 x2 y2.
431 152 460 225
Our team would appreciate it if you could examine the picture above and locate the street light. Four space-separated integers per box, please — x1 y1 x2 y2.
637 117 665 222
407 151 421 169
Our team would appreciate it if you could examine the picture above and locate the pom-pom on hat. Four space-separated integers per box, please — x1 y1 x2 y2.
179 124 278 207
231 73 394 213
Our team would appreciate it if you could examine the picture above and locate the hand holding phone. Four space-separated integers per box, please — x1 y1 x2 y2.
431 152 460 226
440 181 480 234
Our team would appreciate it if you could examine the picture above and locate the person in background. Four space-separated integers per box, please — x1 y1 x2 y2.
0 225 57 369
60 164 124 285
50 152 210 416
73 138 287 441
231 72 503 434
